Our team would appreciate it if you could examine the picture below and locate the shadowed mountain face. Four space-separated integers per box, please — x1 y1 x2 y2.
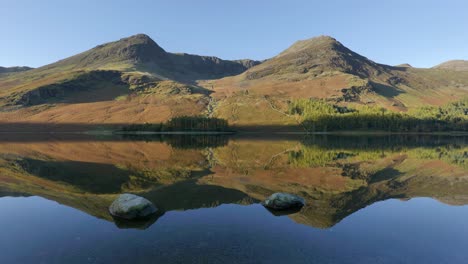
36 34 260 81
0 135 466 229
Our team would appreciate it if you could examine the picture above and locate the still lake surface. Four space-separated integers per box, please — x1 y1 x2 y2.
0 134 467 264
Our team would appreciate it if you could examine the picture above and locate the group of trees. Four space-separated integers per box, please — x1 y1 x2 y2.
289 146 468 175
121 116 230 132
289 98 468 132
121 99 467 133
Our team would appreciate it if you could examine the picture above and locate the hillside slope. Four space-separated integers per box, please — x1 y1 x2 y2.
0 34 467 130
0 34 260 128
35 34 260 81
205 36 468 126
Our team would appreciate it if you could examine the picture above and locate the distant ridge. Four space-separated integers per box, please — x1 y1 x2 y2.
433 60 468 71
395 63 412 68
0 66 33 74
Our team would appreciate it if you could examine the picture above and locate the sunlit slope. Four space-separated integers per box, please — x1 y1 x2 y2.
205 36 468 126
0 34 467 128
0 34 258 126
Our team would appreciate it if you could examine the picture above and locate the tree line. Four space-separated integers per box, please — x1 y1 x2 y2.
121 116 230 132
289 98 468 132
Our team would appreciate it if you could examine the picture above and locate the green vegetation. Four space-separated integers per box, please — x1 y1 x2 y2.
121 116 230 132
289 98 468 132
289 146 355 167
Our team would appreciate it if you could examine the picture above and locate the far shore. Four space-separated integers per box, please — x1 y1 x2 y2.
108 130 468 136
112 131 236 135
0 130 466 136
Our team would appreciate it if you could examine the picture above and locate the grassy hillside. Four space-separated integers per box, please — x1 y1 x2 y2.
0 34 467 130
0 34 264 128
205 36 468 127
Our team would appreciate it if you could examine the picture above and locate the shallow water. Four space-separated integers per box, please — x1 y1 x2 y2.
0 134 467 263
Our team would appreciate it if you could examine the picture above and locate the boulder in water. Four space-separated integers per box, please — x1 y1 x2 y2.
262 193 305 210
109 193 158 220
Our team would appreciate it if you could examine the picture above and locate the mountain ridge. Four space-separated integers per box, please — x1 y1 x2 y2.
0 33 467 129
35 33 261 81
242 35 389 81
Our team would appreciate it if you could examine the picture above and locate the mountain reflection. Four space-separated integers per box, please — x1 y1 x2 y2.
0 135 466 229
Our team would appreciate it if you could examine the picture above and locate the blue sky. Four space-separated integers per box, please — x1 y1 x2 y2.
1 0 467 68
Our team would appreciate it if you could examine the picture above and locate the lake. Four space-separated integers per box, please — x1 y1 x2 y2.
0 134 467 264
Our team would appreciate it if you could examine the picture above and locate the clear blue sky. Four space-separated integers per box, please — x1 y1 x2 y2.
1 0 467 68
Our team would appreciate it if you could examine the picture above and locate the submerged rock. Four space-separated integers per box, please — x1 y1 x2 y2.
109 193 158 220
262 193 305 210
112 212 164 230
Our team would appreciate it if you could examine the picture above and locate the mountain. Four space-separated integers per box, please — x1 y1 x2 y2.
0 34 261 127
38 34 259 80
0 33 467 130
433 60 468 71
0 66 33 74
243 36 388 80
207 36 468 127
44 34 168 70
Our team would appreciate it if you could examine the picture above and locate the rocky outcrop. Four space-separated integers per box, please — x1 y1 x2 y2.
339 82 374 102
109 193 158 220
168 53 261 79
262 193 305 210
387 76 407 86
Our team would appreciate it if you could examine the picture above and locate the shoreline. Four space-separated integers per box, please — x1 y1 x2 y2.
113 130 468 136
112 131 236 135
0 130 466 136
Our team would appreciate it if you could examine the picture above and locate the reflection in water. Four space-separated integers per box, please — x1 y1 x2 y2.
112 211 165 230
122 134 231 149
0 134 468 263
0 134 466 230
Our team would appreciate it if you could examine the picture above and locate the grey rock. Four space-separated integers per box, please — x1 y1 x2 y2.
109 193 158 220
262 193 305 210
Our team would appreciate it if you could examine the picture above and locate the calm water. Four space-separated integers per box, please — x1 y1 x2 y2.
0 134 467 264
